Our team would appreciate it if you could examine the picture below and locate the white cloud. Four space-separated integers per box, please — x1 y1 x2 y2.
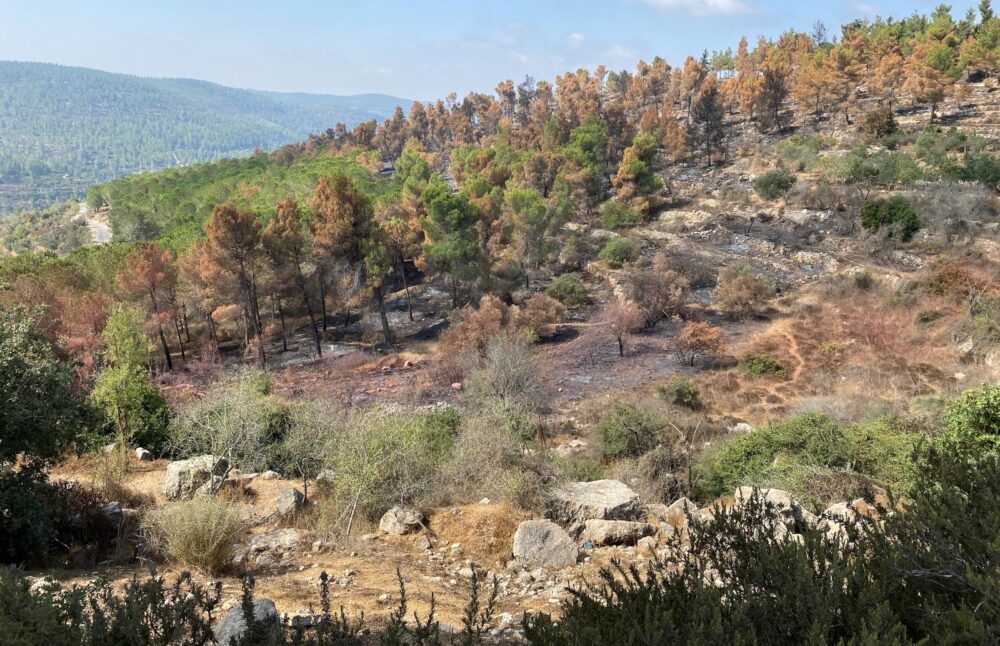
853 3 879 16
635 0 750 16
603 44 638 60
567 32 586 48
510 51 532 64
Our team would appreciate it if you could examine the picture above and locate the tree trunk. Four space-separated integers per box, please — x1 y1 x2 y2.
158 327 173 371
318 270 328 331
173 318 186 362
373 284 392 346
182 304 191 342
207 312 217 343
273 295 288 353
397 259 413 322
617 337 624 357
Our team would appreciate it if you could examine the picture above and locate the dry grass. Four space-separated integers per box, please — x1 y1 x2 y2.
426 503 531 568
142 496 248 574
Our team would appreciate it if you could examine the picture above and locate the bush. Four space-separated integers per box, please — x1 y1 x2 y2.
860 107 898 140
142 497 247 574
599 201 644 229
632 445 686 503
546 273 589 307
527 441 1000 643
599 403 665 461
694 413 850 500
320 407 460 528
716 264 774 320
0 468 58 566
90 366 171 455
597 237 636 268
752 169 795 199
662 376 701 409
945 383 1000 445
675 321 726 366
739 354 788 379
860 196 919 240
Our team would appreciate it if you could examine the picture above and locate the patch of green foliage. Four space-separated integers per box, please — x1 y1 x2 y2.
739 354 788 379
860 196 919 240
599 201 643 229
599 403 666 460
660 376 701 409
753 169 796 199
545 273 589 306
597 237 636 268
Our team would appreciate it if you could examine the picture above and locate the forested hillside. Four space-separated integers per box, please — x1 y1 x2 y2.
5 3 1000 643
0 61 407 213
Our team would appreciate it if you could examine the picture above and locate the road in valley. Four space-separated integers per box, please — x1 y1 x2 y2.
72 202 112 243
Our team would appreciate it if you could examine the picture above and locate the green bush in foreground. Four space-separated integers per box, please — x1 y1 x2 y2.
546 273 590 306
142 497 248 574
526 440 1000 644
599 403 665 460
860 196 919 240
597 237 636 268
662 376 701 409
753 168 796 199
739 354 788 379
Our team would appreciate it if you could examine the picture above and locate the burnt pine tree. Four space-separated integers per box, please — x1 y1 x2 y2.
690 77 726 166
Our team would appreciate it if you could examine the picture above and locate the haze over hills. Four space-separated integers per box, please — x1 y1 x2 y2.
0 61 408 214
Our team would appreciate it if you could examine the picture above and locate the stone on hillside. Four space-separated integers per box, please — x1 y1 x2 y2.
579 520 656 547
550 480 641 525
259 470 280 480
379 506 424 535
512 520 578 568
100 501 123 526
215 599 281 646
134 447 152 461
637 535 658 553
315 469 336 486
162 455 228 500
822 501 859 525
666 496 698 516
734 487 816 531
276 488 305 518
250 528 305 555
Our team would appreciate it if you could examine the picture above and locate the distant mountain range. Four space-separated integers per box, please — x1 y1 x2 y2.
0 61 408 214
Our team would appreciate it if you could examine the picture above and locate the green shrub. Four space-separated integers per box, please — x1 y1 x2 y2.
599 201 644 229
860 107 898 140
860 196 919 240
526 441 1000 643
553 456 605 482
598 237 636 268
0 468 57 566
661 376 701 409
960 154 1000 189
546 273 589 306
322 407 461 526
753 169 795 199
945 383 1000 445
142 497 247 574
739 354 788 379
599 403 665 460
694 413 849 499
90 366 171 455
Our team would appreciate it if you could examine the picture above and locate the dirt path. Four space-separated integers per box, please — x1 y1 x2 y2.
72 201 112 244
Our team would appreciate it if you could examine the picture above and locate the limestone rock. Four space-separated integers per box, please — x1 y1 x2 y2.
259 470 280 480
379 506 424 535
579 520 656 547
162 455 228 500
215 599 281 645
276 488 305 518
512 520 578 568
134 447 153 461
550 480 642 525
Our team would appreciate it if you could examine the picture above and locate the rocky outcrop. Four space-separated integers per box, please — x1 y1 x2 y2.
134 447 152 461
275 488 304 518
162 455 229 500
734 487 818 532
215 599 281 645
579 519 656 547
379 506 424 535
550 480 642 526
512 520 578 567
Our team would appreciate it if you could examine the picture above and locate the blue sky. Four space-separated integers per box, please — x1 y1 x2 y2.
0 0 979 101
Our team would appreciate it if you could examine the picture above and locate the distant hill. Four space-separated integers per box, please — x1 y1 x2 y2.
0 61 408 214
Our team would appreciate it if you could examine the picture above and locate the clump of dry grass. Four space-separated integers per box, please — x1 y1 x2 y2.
141 496 247 574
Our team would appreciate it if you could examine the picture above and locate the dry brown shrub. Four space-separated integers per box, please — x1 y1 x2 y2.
510 293 562 339
716 264 774 320
599 298 644 357
676 321 726 366
427 504 530 567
